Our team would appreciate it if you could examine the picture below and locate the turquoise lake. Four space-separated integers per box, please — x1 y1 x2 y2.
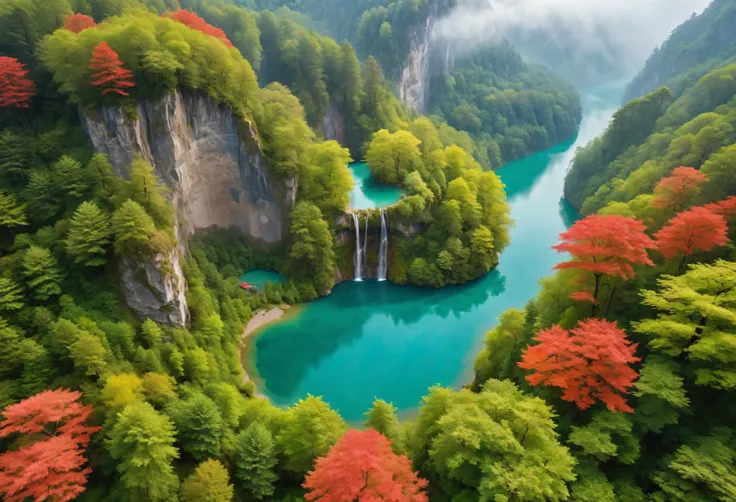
239 270 287 289
349 162 405 209
245 83 624 421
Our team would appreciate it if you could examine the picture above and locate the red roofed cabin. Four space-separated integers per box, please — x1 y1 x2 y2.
239 282 258 293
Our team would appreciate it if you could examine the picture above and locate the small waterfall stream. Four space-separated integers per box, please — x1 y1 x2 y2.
352 212 363 281
378 209 388 281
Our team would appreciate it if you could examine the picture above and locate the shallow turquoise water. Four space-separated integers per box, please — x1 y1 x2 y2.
246 85 623 421
238 270 287 289
349 162 405 209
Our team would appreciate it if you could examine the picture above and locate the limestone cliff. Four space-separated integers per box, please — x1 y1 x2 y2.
322 101 346 146
82 89 297 244
397 0 454 113
81 90 297 325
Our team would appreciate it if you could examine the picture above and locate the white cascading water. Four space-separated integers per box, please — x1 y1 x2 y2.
363 214 369 274
352 212 363 281
378 209 388 281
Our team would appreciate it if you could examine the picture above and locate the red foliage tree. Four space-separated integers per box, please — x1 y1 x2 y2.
0 389 100 502
0 57 35 108
89 42 135 96
655 206 729 270
553 215 656 313
63 13 97 33
652 166 709 210
303 429 428 502
518 319 640 413
704 196 736 221
164 10 233 47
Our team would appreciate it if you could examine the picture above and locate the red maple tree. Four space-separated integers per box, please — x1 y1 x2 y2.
63 13 97 33
655 206 729 270
652 166 709 210
164 10 233 47
89 42 135 96
553 215 656 312
0 389 100 502
704 196 736 221
303 429 428 502
0 57 35 108
518 319 640 413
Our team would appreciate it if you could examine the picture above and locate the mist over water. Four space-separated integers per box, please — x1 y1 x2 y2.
436 0 711 83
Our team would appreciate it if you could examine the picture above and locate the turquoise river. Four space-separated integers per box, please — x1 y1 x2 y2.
244 83 624 421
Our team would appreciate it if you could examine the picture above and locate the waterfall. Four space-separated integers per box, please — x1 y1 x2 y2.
363 213 369 273
378 209 388 281
352 212 363 281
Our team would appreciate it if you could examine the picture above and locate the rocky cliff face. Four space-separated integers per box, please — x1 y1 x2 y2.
397 0 453 113
322 101 346 146
82 90 297 325
82 90 297 243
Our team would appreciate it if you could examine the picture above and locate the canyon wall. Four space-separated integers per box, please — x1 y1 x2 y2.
82 90 297 325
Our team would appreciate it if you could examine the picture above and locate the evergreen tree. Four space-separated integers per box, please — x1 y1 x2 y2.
111 200 156 256
106 402 179 501
286 202 336 296
234 422 279 500
0 191 27 227
181 459 234 502
21 246 63 300
0 278 24 313
53 156 88 202
364 399 403 453
170 393 225 461
277 395 347 476
65 201 112 267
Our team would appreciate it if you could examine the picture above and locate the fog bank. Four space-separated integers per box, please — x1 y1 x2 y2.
436 0 711 84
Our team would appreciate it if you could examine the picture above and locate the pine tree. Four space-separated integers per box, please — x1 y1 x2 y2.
181 459 234 502
170 393 225 461
234 422 279 500
111 200 156 256
21 246 64 300
0 57 35 108
66 201 112 267
89 42 135 96
53 156 89 202
0 278 24 313
106 402 179 501
365 399 404 453
0 191 27 227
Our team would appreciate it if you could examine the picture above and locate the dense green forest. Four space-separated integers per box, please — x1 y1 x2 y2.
623 0 736 104
429 41 582 168
1 0 733 501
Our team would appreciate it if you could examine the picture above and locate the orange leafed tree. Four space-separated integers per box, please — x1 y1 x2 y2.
655 206 729 270
164 10 233 47
553 215 656 313
0 389 100 502
89 42 135 96
704 196 736 221
303 429 428 502
63 13 97 33
518 319 640 413
0 57 35 108
652 166 709 210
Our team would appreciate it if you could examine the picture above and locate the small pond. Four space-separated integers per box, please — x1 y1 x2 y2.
238 270 288 289
349 162 404 209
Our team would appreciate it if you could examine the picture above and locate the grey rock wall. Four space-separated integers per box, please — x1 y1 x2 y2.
82 90 297 325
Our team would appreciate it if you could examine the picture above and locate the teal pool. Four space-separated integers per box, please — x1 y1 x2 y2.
245 85 622 421
349 162 404 209
238 270 287 289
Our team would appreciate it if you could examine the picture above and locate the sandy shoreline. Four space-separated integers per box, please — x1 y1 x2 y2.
240 306 289 400
243 307 286 339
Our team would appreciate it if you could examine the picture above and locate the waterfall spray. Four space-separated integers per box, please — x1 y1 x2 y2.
352 212 362 281
378 209 388 281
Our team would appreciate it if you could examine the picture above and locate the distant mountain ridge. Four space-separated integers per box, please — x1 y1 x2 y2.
623 0 736 104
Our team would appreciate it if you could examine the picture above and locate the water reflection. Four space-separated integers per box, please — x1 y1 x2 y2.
247 84 624 420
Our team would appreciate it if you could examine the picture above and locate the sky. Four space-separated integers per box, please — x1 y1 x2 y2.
435 0 712 83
